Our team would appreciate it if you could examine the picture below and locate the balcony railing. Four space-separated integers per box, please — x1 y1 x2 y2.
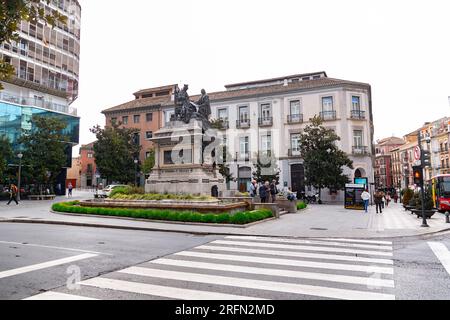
258 117 273 127
287 114 304 124
288 149 302 157
352 146 369 156
0 91 77 116
350 110 366 120
319 110 337 121
236 119 251 129
216 119 229 130
236 152 250 161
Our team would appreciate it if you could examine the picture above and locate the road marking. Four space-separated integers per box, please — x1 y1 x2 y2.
197 245 394 265
225 236 393 251
120 267 395 300
0 253 98 279
316 238 392 245
212 240 393 257
80 277 264 300
175 251 394 274
151 258 395 288
0 240 111 256
24 292 98 300
428 242 450 276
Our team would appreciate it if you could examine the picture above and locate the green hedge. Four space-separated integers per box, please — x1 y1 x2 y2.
52 201 273 225
297 201 308 210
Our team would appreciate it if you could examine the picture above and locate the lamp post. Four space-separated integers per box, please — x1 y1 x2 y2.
134 159 139 187
17 153 23 201
418 132 429 228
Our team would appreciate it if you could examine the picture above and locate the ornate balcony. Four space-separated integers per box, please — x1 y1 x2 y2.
350 110 366 120
352 146 369 156
258 117 273 127
287 114 304 124
236 119 251 129
319 110 337 121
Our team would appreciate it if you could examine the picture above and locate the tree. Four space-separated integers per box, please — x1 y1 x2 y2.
91 123 141 185
0 135 13 179
299 116 353 203
19 116 69 193
142 149 155 175
217 144 233 183
252 151 280 184
0 0 67 89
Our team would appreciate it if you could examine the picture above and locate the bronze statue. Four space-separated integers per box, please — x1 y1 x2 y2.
196 89 211 120
173 85 211 128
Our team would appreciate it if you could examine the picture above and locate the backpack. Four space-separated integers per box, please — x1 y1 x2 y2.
11 185 18 194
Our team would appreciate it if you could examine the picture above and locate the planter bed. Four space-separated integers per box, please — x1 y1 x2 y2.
52 201 273 225
410 209 437 219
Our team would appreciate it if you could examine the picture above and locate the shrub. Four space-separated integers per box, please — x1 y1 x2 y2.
110 193 214 201
415 189 435 211
52 202 273 225
402 189 414 207
297 201 307 210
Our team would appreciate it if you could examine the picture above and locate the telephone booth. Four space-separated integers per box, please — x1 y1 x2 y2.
345 183 366 210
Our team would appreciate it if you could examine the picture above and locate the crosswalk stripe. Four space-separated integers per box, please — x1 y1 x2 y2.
120 267 395 300
196 245 394 265
315 238 392 245
174 251 394 275
212 240 393 257
428 242 450 275
24 292 98 300
151 258 395 288
0 253 98 280
79 277 264 300
225 236 393 251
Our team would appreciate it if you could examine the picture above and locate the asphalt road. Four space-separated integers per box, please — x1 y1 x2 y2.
0 222 449 300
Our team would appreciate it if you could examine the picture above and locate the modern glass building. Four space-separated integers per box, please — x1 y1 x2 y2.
0 0 81 193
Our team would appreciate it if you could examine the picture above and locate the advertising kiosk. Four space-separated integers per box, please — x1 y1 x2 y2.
345 183 366 210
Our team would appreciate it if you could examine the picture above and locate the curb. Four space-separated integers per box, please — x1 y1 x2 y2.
1 218 449 240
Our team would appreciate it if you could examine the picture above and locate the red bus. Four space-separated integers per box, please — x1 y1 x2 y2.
430 174 450 213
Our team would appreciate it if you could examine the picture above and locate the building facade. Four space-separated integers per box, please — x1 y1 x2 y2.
374 137 405 190
66 156 81 188
0 0 81 191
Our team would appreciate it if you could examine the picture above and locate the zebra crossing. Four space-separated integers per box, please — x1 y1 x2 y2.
25 236 396 300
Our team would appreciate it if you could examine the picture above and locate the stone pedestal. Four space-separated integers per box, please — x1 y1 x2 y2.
145 119 226 196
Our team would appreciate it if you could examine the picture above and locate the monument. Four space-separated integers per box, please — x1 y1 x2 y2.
145 85 226 196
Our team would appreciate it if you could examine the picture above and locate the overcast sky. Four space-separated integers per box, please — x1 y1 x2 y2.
72 0 450 154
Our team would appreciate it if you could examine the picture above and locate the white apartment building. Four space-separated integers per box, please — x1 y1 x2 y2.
160 72 375 202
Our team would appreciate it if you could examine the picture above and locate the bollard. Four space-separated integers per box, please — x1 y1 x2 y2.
446 212 450 224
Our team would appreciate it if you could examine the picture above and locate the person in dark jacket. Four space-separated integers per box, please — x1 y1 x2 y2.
374 190 384 214
7 184 19 205
259 182 269 203
270 180 279 203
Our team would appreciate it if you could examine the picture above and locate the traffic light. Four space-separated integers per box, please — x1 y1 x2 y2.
422 150 431 167
413 166 423 186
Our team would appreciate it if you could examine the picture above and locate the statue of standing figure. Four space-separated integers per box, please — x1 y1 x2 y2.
173 85 211 128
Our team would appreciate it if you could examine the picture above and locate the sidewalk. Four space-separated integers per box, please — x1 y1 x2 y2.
0 194 449 239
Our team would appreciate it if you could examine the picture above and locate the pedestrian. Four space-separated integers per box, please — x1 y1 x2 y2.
7 184 19 205
393 192 399 203
361 189 371 213
259 182 268 203
386 193 391 207
269 180 278 203
68 182 73 198
374 190 383 214
248 180 258 198
286 187 296 202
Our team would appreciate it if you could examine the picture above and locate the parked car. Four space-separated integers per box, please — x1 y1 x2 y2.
95 185 128 198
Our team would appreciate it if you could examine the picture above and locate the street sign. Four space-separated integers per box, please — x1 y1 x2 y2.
414 146 421 161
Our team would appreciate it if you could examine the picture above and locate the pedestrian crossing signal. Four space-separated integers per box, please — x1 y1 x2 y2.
413 166 423 186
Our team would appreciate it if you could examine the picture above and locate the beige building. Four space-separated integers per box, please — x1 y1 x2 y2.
66 156 81 188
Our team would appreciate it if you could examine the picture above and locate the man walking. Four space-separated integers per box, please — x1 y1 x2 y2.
67 182 73 198
361 189 371 213
374 190 383 214
7 184 19 205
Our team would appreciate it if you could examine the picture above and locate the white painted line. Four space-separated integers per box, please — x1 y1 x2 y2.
212 240 393 257
428 242 450 276
80 277 264 300
24 292 98 300
120 267 395 301
175 251 394 275
196 245 394 265
152 258 395 288
0 253 98 279
0 240 111 256
225 236 393 251
316 238 392 245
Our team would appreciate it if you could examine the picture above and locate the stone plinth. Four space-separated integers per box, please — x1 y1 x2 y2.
145 119 226 196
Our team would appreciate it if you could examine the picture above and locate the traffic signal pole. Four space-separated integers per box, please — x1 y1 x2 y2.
418 132 429 228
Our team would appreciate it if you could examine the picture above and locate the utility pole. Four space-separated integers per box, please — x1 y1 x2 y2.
417 132 429 228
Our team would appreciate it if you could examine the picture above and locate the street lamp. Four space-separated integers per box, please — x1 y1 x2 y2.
17 153 23 201
134 159 139 187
